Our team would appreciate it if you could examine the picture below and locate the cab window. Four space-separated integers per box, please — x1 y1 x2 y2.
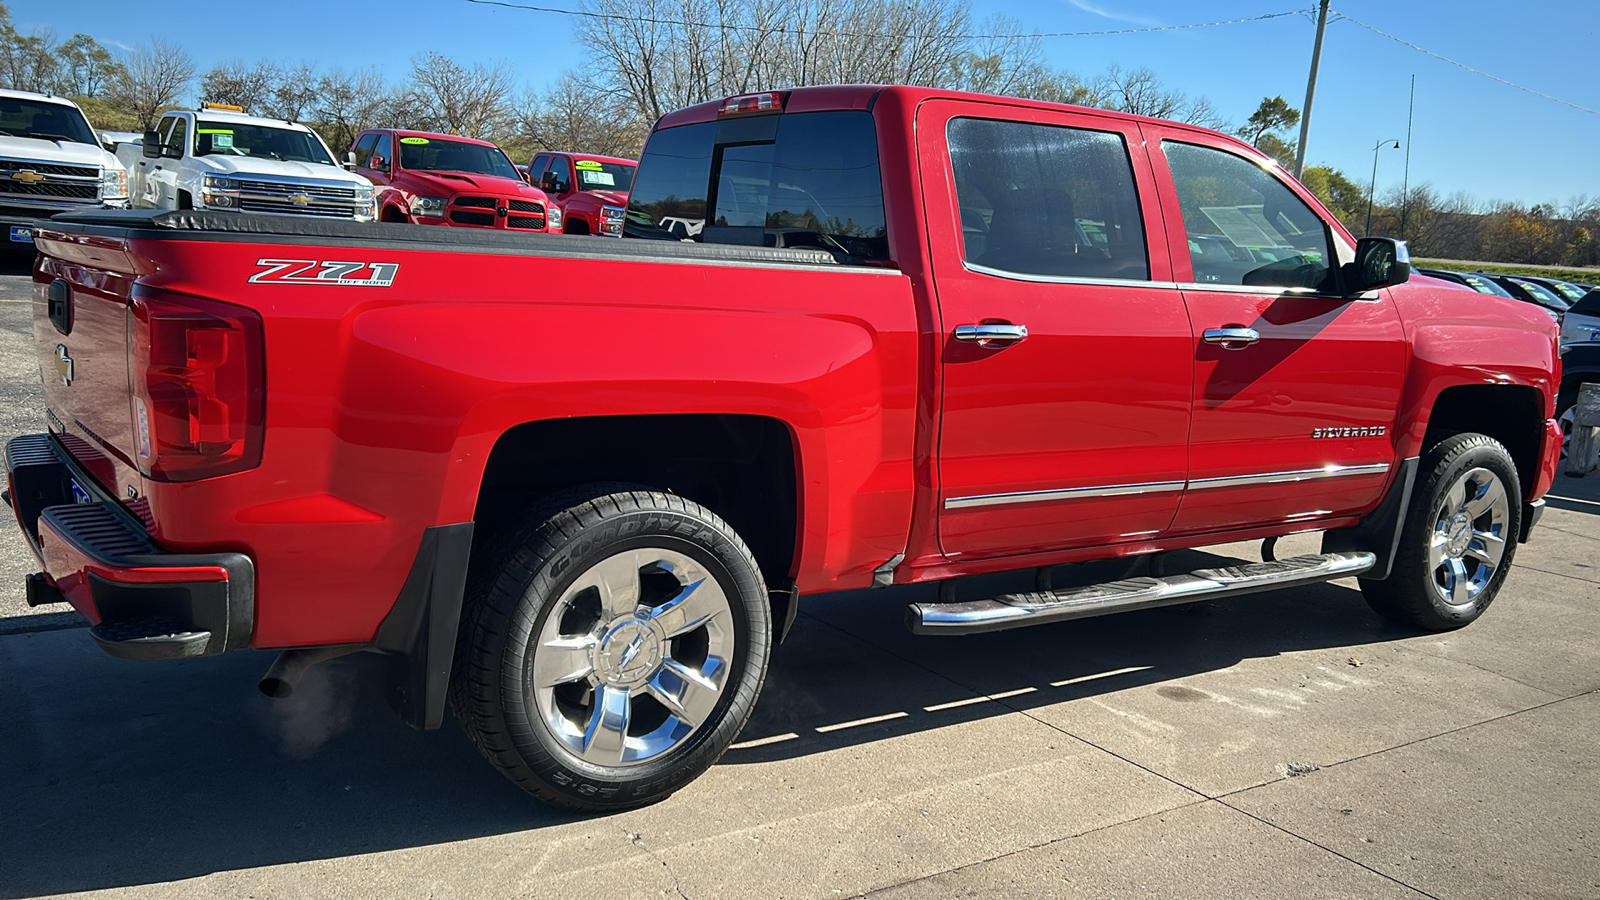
947 117 1149 281
166 117 187 155
371 133 393 171
352 133 379 167
1163 141 1334 291
545 156 572 193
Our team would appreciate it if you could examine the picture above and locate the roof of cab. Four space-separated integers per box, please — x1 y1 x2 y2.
0 88 86 110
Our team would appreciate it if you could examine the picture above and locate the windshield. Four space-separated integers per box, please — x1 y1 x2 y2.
1547 281 1588 303
194 121 335 165
574 160 635 192
0 97 97 145
1460 274 1514 298
399 137 520 179
1516 281 1570 310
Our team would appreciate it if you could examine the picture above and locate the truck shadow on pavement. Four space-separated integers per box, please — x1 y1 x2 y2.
1 550 1421 896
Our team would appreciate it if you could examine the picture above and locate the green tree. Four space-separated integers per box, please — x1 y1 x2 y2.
57 33 121 97
1239 95 1299 145
1299 165 1365 234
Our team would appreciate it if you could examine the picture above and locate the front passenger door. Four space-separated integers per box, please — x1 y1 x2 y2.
1145 130 1407 535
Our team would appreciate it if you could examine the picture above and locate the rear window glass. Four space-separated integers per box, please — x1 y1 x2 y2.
947 117 1148 281
624 111 888 261
1570 290 1600 317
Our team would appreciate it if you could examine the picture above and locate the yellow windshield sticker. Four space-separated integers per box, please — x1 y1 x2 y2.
574 160 604 170
197 129 233 134
400 137 430 145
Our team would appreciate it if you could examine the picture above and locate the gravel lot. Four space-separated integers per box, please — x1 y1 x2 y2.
0 261 1596 898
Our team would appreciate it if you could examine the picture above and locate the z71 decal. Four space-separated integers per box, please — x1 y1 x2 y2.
249 259 400 287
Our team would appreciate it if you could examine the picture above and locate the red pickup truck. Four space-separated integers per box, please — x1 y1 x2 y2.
527 150 635 236
11 85 1562 812
351 128 552 232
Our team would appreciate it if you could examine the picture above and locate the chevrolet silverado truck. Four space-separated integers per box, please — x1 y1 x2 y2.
527 150 635 236
355 129 554 233
0 89 129 246
11 85 1562 812
116 103 374 222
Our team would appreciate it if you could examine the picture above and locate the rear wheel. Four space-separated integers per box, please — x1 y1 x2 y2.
452 486 771 811
1360 434 1521 630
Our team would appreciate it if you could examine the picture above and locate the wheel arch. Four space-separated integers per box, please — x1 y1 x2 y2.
1422 383 1546 498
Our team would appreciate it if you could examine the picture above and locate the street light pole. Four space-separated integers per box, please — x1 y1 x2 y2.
1366 138 1400 236
1293 0 1332 179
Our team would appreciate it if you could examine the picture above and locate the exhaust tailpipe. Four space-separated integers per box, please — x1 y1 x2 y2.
259 646 360 698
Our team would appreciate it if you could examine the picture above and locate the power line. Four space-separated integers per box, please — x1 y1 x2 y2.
460 0 1305 41
1333 11 1599 117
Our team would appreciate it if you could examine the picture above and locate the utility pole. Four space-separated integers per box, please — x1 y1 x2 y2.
1293 0 1331 179
1400 74 1416 242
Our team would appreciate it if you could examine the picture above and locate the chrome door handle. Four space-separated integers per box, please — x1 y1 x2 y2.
1202 327 1260 348
954 324 1028 344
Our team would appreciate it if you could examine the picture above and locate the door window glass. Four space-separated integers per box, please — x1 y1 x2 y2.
947 117 1148 281
371 133 392 171
1163 141 1333 290
352 133 379 167
546 156 572 193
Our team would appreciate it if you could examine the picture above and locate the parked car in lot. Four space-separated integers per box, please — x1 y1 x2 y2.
0 89 129 246
1476 273 1570 320
1518 275 1590 306
528 151 635 236
116 103 374 221
1413 267 1517 298
16 84 1562 813
354 129 553 232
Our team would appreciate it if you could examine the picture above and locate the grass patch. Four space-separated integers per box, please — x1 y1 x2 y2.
1416 258 1600 284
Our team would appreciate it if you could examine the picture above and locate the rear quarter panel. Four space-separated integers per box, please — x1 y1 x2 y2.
132 236 919 647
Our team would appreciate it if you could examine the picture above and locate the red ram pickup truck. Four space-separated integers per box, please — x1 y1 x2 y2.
527 150 636 236
351 128 552 232
11 85 1563 812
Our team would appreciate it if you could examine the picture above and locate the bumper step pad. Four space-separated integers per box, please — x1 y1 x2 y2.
908 551 1377 635
90 617 211 659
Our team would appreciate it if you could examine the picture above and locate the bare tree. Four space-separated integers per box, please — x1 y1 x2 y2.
406 52 514 139
0 22 59 94
515 73 650 158
201 59 278 111
261 62 319 122
114 38 195 131
313 67 394 153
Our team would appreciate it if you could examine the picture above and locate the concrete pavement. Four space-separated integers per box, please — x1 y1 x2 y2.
0 263 1597 897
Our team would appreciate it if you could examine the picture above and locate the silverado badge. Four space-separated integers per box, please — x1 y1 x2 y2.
1311 426 1386 438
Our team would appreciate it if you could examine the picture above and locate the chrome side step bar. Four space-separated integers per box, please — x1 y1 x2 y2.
907 551 1377 636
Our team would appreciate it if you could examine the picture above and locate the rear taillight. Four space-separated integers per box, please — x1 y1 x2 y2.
129 288 264 482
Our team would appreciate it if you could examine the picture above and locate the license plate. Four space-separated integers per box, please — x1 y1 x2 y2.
9 225 32 243
70 479 92 505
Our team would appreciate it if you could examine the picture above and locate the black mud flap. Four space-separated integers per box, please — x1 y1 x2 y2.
374 522 474 730
1321 456 1419 581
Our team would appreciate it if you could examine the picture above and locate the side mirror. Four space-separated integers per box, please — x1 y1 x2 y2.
540 171 559 192
141 131 162 159
369 154 386 171
1349 237 1410 294
344 150 357 171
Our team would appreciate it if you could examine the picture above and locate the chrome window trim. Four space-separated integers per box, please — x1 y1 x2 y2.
945 480 1185 510
1176 281 1382 302
943 463 1389 510
963 261 1173 289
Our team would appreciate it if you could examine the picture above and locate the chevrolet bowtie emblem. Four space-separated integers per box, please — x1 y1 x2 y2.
54 344 72 386
288 192 312 206
12 170 44 184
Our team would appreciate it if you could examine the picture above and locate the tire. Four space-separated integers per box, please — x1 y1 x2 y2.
1360 433 1521 630
1557 387 1581 459
451 485 772 811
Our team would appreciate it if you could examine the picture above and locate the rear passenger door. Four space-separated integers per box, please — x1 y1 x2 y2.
918 100 1194 559
1143 127 1406 535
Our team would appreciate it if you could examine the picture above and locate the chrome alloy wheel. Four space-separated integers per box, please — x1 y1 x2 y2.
1427 466 1510 611
1559 404 1576 459
529 547 735 768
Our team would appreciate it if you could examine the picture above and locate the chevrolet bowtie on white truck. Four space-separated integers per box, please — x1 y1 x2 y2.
0 89 129 246
116 104 374 222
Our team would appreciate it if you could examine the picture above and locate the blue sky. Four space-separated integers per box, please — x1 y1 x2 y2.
14 0 1599 209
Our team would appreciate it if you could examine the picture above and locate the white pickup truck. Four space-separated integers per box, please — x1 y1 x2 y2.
0 88 129 246
117 104 374 222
